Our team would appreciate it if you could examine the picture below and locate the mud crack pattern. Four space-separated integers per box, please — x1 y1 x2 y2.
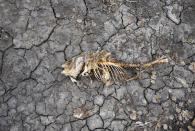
0 0 195 131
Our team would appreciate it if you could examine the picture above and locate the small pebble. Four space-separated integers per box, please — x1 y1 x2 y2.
163 124 168 130
169 115 174 120
77 19 82 23
189 62 195 72
130 110 137 120
171 96 177 101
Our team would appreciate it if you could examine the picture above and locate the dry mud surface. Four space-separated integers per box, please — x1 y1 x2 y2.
0 0 195 131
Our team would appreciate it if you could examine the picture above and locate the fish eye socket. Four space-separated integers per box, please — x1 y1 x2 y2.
66 60 72 65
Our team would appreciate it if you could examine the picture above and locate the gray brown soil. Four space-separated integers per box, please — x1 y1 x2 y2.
0 0 195 131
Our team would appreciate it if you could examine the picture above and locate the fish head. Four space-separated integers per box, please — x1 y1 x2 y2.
61 59 72 76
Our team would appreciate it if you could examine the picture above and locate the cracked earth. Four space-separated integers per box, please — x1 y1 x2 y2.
0 0 195 131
